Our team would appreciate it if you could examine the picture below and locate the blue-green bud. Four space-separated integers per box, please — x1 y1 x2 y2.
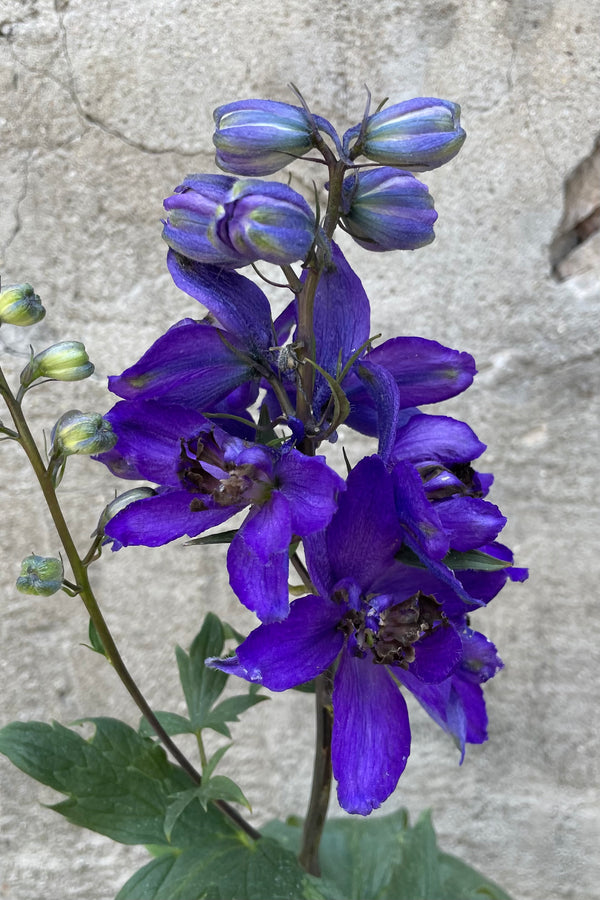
0 283 46 327
213 99 340 176
16 554 64 596
50 409 117 458
343 97 466 171
209 179 316 265
339 167 437 252
20 341 95 387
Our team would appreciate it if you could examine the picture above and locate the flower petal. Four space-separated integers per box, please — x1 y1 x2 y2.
391 414 486 465
209 594 344 686
108 320 256 410
332 649 410 814
105 490 233 547
409 623 462 683
227 535 291 622
167 249 273 351
276 452 345 535
435 496 506 551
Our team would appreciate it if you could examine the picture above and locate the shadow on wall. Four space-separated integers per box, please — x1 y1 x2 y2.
550 135 600 281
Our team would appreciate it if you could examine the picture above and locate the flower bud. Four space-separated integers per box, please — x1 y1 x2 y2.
344 98 466 171
0 283 46 327
16 554 64 596
50 410 117 458
339 167 437 252
209 179 316 266
20 341 95 387
162 174 244 266
94 487 157 539
213 99 338 176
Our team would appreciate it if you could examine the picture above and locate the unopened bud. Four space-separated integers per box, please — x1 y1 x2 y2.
94 487 157 538
339 168 437 252
162 174 243 267
50 409 117 458
213 98 339 176
0 283 46 327
344 97 466 171
209 179 316 265
16 554 64 596
21 341 95 387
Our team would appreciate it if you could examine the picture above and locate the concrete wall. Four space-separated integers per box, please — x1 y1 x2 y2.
1 1 599 898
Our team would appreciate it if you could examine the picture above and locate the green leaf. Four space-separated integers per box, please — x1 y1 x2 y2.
396 545 511 572
138 712 194 738
199 775 252 811
87 618 107 656
176 613 228 728
203 743 232 779
185 529 238 546
117 837 311 900
438 852 514 900
263 810 514 900
0 718 193 845
201 692 268 737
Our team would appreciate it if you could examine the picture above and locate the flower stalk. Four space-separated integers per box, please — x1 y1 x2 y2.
0 365 260 841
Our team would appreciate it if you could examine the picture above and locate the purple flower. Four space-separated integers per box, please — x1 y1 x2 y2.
338 167 438 252
278 243 477 458
96 399 344 622
207 456 506 815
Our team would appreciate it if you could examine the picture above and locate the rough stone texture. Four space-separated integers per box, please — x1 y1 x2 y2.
1 1 599 898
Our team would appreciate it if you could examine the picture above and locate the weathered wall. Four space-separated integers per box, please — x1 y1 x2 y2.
1 1 599 898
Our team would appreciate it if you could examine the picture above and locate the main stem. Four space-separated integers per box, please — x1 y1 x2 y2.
296 157 347 873
0 370 260 841
298 670 334 876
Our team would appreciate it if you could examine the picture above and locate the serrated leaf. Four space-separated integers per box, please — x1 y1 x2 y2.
0 718 189 845
200 775 251 811
201 692 268 736
138 712 194 738
176 613 228 727
117 837 310 900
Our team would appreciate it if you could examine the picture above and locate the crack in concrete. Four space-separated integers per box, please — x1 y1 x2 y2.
52 0 203 158
0 150 32 269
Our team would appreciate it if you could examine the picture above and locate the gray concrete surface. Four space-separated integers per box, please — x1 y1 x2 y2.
1 1 599 898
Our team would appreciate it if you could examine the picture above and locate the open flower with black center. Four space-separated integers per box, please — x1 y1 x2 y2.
95 399 344 622
207 455 511 815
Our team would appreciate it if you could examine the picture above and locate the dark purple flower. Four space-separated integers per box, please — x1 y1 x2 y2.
207 456 480 815
96 399 344 622
286 243 477 457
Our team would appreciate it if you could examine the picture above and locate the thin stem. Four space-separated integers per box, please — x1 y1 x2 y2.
298 669 334 876
0 367 260 842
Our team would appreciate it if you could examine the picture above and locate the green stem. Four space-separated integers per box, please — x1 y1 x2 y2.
0 368 260 842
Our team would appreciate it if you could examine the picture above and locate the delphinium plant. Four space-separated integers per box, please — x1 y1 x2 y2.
0 88 527 900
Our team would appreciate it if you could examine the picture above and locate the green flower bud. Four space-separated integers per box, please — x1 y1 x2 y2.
0 283 46 327
21 341 95 387
50 409 117 458
94 487 157 538
16 554 64 596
